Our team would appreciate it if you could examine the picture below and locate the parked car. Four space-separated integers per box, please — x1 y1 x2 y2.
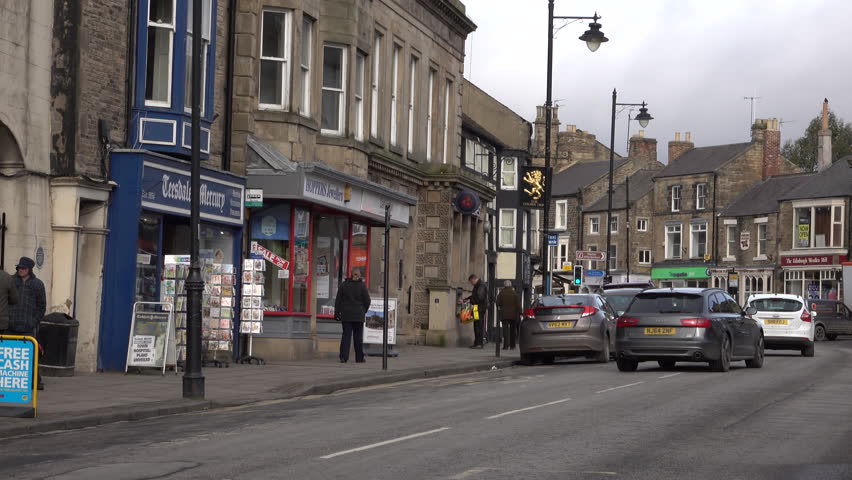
601 287 648 317
601 281 655 291
744 294 814 357
519 294 617 365
615 288 764 372
809 299 852 341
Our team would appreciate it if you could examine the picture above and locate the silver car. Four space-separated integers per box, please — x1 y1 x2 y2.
519 294 617 365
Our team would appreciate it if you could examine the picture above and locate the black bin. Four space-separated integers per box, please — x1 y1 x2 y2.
38 313 79 377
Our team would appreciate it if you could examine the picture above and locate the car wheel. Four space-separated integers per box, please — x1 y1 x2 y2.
519 353 536 366
710 335 732 372
595 336 611 363
746 335 765 368
826 334 838 341
815 325 827 342
616 358 639 372
801 341 815 357
542 354 556 365
657 360 676 370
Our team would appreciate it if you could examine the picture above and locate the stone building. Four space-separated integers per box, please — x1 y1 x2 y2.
531 105 617 171
650 121 801 288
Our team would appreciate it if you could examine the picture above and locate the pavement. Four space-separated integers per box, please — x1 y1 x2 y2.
0 344 517 438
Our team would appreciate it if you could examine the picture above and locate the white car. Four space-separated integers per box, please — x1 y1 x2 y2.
745 294 815 357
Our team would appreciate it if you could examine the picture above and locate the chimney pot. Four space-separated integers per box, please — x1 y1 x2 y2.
821 99 830 131
638 130 645 138
675 132 681 142
685 132 691 142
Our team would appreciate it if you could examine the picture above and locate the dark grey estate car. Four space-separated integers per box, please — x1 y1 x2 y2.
615 288 765 372
810 300 852 341
519 294 617 365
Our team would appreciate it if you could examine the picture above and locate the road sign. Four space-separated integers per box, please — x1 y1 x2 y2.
547 234 558 246
585 270 605 277
575 250 607 261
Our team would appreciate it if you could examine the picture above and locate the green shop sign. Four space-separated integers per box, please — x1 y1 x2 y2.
652 267 711 280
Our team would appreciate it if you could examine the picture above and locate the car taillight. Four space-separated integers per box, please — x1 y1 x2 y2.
681 318 712 328
801 310 812 322
580 306 598 317
524 308 535 320
617 317 640 327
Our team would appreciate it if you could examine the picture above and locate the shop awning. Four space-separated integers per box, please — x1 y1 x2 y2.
651 266 711 280
245 136 416 227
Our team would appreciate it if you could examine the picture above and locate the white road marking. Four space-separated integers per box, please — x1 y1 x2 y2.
450 467 490 479
320 427 451 459
658 372 682 379
595 381 644 394
485 398 572 419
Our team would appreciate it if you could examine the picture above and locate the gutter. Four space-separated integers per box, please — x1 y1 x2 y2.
222 0 236 171
125 0 137 147
712 173 719 266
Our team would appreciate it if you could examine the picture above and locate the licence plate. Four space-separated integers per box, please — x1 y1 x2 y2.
764 319 788 325
546 321 575 329
644 327 676 335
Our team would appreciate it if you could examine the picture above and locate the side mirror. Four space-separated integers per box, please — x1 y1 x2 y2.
744 306 757 316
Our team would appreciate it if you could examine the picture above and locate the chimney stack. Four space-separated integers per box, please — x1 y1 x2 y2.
533 104 561 160
630 132 657 167
668 131 694 163
752 118 781 178
817 98 833 172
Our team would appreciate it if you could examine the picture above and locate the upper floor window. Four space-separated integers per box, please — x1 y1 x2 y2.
757 223 767 257
426 68 436 161
299 17 314 116
259 9 292 110
553 237 570 270
726 224 737 258
184 0 212 114
463 138 490 177
795 204 845 249
555 200 568 230
666 224 682 259
499 209 516 248
670 185 682 212
390 44 401 146
589 216 600 234
370 32 382 139
522 211 529 250
442 79 452 164
608 244 617 271
531 209 542 256
638 249 651 264
610 214 619 233
690 223 707 258
145 0 176 106
321 44 347 136
696 183 707 210
354 52 366 141
501 157 517 190
636 217 648 232
407 55 418 154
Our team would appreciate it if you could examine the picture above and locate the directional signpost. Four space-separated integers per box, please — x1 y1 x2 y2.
575 250 607 261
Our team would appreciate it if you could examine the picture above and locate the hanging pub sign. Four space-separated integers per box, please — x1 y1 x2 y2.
520 166 546 208
453 190 481 216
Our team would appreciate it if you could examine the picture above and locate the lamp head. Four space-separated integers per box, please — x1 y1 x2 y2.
635 103 653 128
579 13 608 52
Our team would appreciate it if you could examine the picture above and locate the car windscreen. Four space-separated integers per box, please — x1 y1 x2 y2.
603 294 634 312
627 293 704 314
750 298 803 312
538 295 593 307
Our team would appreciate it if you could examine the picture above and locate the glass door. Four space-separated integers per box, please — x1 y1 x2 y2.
135 214 162 302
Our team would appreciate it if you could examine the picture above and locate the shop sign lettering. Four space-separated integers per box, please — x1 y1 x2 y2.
781 255 846 267
304 177 345 204
251 242 290 270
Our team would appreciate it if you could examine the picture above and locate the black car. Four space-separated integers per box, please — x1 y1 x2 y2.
614 288 764 372
810 300 852 341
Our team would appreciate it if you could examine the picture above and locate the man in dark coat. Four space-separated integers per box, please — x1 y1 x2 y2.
496 280 521 350
0 269 19 332
8 257 46 390
466 274 489 348
334 269 371 363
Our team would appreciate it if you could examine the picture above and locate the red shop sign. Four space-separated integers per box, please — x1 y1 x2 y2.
781 255 848 267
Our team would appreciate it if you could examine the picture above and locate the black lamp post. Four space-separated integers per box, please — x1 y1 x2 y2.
542 2 607 295
605 90 652 282
184 0 205 399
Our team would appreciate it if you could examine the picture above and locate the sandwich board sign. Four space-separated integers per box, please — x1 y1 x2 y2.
363 298 398 345
0 335 39 418
126 302 176 375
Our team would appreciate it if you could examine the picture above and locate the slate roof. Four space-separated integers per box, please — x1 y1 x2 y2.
720 173 816 217
551 159 627 197
779 156 852 200
583 169 657 213
653 142 752 178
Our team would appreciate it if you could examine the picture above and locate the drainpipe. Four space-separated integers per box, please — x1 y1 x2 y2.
125 0 137 147
626 176 630 282
712 173 719 268
222 0 237 171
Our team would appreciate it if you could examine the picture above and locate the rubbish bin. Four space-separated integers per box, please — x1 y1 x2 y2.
38 312 79 377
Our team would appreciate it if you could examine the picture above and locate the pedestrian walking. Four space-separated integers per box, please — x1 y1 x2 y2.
0 268 19 333
7 257 46 390
334 269 371 363
496 280 521 350
466 274 488 348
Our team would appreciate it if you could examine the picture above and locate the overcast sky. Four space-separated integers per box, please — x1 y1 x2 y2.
462 0 852 163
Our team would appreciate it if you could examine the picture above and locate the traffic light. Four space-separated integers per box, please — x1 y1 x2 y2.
573 265 583 286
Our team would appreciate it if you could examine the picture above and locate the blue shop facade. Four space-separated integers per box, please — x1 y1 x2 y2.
98 150 245 371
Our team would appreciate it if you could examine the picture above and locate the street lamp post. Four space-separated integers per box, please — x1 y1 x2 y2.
542 1 607 295
605 90 652 283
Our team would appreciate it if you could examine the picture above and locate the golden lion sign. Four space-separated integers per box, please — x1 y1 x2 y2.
521 166 546 208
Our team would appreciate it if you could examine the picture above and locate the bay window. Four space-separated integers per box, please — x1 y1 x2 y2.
390 44 401 145
145 0 176 106
184 0 212 114
443 79 452 164
666 224 682 259
354 52 366 140
299 17 314 116
407 55 418 153
370 33 382 138
321 44 347 135
259 9 291 109
795 203 845 248
426 68 435 161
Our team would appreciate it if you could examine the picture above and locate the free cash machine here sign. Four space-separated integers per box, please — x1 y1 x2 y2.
0 336 37 406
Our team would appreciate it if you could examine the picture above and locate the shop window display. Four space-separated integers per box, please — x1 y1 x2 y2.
315 215 350 316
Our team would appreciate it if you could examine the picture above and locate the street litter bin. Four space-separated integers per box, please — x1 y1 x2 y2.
38 312 79 377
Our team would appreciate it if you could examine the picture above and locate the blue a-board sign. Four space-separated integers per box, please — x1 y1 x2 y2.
547 234 559 246
585 270 605 277
0 336 38 417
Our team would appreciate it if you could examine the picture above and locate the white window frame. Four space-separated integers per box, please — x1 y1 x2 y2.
299 17 313 116
370 32 382 138
442 79 452 164
756 222 768 259
671 185 682 212
553 237 570 270
184 0 212 115
696 183 707 210
522 211 529 250
610 214 619 234
636 217 648 232
426 68 435 161
407 55 418 154
145 0 177 107
589 215 600 235
499 209 517 248
354 52 366 141
792 201 846 249
555 200 568 230
258 9 292 110
501 157 517 190
690 223 708 259
725 223 737 260
321 44 347 136
638 249 651 265
608 244 617 271
531 209 542 256
390 44 401 146
666 224 682 260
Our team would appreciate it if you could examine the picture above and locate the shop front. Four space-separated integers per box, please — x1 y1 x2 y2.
99 150 246 371
781 254 847 300
651 266 711 288
245 138 416 360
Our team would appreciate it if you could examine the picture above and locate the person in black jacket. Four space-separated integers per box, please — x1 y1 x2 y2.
335 269 371 363
466 274 488 348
